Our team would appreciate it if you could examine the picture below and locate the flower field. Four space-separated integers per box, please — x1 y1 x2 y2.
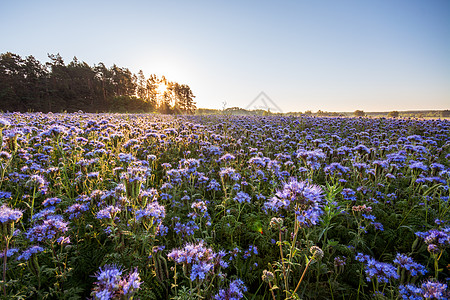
0 113 449 299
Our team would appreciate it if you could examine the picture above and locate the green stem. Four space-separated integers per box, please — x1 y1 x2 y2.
292 258 313 296
2 236 9 297
279 229 288 293
286 220 299 297
30 186 36 221
268 282 276 300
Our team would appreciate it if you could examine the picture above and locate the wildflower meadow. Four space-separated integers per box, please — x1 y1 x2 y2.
0 112 448 299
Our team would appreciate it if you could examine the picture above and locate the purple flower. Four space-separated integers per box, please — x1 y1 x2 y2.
0 151 11 160
190 261 214 281
26 215 69 242
264 178 324 227
65 203 89 219
341 188 356 201
334 256 347 268
42 197 61 207
243 245 258 259
25 174 46 189
118 153 135 163
168 240 227 282
96 264 123 285
214 279 247 300
173 220 199 238
0 205 23 224
0 248 19 258
409 161 428 172
219 167 241 181
17 246 45 261
421 280 448 299
234 191 251 204
0 191 12 199
32 207 56 221
219 153 236 161
356 253 399 283
248 157 266 168
121 268 142 295
135 201 165 224
416 228 450 249
92 264 142 298
372 160 389 169
297 148 326 161
297 148 326 169
0 118 11 128
207 179 221 191
353 144 370 155
45 125 68 137
324 162 350 175
96 206 121 220
393 253 427 276
398 284 423 300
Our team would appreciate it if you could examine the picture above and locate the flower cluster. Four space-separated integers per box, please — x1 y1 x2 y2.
213 279 247 300
91 264 142 300
264 178 324 227
355 253 399 283
393 253 427 276
415 228 450 253
243 245 258 259
96 206 121 220
167 241 228 282
233 191 251 204
25 213 69 243
0 204 23 225
134 201 165 224
297 148 326 170
399 281 448 300
17 245 45 261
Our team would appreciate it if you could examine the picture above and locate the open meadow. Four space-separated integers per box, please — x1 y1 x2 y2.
0 113 448 299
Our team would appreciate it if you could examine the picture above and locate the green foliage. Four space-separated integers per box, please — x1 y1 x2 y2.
0 113 448 299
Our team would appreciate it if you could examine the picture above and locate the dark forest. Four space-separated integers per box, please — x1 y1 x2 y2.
0 52 196 114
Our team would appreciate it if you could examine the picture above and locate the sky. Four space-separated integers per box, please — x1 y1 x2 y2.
1 0 449 113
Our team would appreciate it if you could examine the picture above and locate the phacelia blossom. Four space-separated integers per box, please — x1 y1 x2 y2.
17 246 45 261
355 253 399 283
393 253 427 276
213 279 247 300
91 264 142 300
415 228 450 251
167 241 228 282
134 201 165 224
26 215 69 242
264 178 324 227
96 206 121 220
0 205 23 224
233 191 251 204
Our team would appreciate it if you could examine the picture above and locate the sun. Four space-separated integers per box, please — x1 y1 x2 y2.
156 83 167 95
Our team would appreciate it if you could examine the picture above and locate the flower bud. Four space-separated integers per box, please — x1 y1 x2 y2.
269 217 283 228
262 270 274 283
310 246 324 260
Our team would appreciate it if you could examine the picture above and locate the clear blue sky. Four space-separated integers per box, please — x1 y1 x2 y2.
1 0 449 112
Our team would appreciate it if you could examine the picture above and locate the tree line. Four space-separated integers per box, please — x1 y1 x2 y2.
0 52 196 114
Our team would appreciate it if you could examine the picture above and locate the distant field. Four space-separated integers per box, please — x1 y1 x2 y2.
0 113 448 299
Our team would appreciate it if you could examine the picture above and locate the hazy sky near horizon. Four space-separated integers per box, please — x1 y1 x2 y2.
1 0 449 112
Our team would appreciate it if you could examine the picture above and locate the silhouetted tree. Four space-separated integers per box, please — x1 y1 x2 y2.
388 111 399 118
0 52 196 114
354 110 365 117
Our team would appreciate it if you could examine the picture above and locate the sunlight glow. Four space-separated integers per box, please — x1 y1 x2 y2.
156 83 167 95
